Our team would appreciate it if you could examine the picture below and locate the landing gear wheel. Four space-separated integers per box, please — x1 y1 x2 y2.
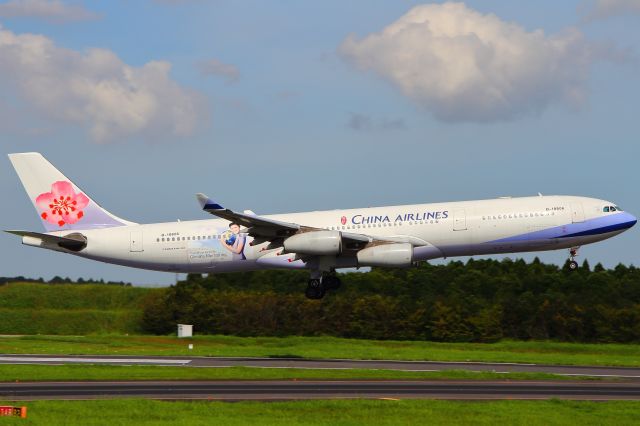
305 279 325 300
323 275 342 290
568 247 580 272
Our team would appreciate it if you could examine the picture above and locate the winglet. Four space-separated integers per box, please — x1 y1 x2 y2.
196 193 224 211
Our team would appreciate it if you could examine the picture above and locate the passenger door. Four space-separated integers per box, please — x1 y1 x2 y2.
571 203 585 223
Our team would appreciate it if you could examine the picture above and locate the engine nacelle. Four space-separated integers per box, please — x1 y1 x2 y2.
283 230 342 255
357 243 413 267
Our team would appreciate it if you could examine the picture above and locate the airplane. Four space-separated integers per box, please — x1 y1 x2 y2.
5 152 637 299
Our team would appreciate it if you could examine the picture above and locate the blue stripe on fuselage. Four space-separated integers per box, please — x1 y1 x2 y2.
558 220 636 238
489 212 636 243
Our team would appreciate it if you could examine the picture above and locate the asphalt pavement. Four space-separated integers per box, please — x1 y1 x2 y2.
1 355 639 379
1 380 639 401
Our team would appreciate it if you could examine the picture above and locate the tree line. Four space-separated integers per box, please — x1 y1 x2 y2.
0 276 131 286
141 258 640 343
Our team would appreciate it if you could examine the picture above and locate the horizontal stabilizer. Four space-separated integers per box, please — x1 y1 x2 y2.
5 230 87 252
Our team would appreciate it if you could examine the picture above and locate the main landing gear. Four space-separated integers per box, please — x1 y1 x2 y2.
305 272 342 300
568 247 580 271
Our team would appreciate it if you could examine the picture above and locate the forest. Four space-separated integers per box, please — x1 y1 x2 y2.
141 258 640 343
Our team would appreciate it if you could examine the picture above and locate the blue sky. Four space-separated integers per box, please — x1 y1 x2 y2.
0 0 638 285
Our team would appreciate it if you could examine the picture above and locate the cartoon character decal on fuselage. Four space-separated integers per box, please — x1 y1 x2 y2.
220 222 246 260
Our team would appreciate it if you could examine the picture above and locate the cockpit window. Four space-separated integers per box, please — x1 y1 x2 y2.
615 206 623 211
603 206 610 212
610 206 617 212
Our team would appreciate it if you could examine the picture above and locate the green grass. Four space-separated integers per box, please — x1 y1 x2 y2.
0 364 596 383
1 335 640 367
0 400 639 425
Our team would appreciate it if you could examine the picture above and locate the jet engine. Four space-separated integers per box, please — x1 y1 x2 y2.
357 243 413 267
283 230 342 255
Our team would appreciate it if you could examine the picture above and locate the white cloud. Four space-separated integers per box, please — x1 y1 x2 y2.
0 26 205 143
581 0 640 20
0 0 99 23
339 2 598 123
198 58 240 83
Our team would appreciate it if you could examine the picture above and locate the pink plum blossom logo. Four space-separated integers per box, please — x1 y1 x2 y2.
341 216 347 225
36 181 90 227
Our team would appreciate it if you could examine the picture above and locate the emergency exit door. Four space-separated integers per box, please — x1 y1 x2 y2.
130 230 144 252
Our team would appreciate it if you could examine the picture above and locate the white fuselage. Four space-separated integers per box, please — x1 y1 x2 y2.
40 195 636 274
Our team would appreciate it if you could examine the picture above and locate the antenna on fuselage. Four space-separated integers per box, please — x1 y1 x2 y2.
538 192 543 197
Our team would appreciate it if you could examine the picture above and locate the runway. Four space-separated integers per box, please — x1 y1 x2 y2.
2 354 640 379
1 380 640 401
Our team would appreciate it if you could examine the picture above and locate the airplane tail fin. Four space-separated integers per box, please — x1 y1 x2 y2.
8 152 135 232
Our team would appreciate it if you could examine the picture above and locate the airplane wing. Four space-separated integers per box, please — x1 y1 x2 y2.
196 194 424 252
196 193 300 238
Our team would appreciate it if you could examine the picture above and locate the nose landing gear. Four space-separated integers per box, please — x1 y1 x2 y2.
568 247 580 271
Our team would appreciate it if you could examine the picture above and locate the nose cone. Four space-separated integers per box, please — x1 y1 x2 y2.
620 212 637 231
